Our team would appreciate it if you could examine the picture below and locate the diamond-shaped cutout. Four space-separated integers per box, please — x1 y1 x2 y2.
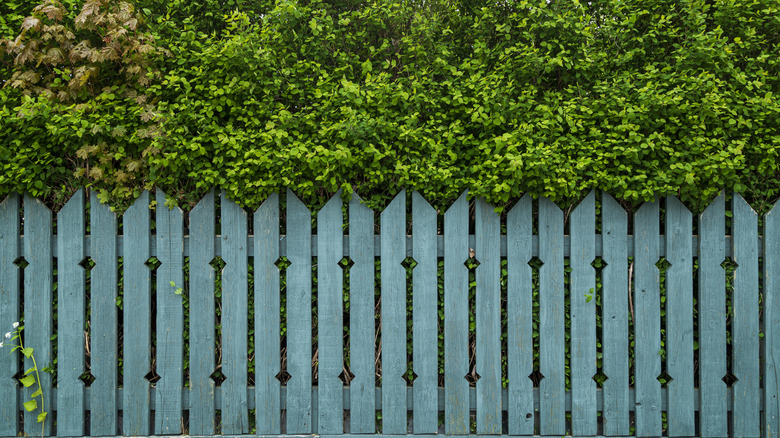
464 256 480 270
465 370 481 385
210 369 226 386
339 365 356 385
13 257 28 269
274 256 290 271
145 257 161 271
528 257 543 269
401 256 417 271
656 371 673 387
721 257 738 271
528 370 544 385
591 257 607 270
210 256 226 271
145 369 161 384
592 371 608 387
722 372 739 387
275 369 291 385
655 257 671 271
79 257 96 271
340 257 355 270
403 370 418 386
79 370 96 387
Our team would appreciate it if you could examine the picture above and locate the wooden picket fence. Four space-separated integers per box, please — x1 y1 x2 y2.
0 188 778 438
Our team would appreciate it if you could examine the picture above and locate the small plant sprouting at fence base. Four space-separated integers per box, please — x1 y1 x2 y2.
1 322 48 436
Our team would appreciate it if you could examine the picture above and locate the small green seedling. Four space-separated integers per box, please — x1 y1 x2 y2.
1 322 48 437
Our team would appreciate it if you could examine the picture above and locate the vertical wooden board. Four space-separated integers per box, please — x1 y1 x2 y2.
23 194 53 435
221 193 248 434
444 191 469 434
318 192 344 434
349 192 375 433
475 198 501 434
664 196 695 436
154 190 184 434
286 189 312 433
764 199 780 438
601 192 629 436
90 191 118 435
698 193 727 437
0 194 19 437
56 190 85 436
732 194 760 437
255 193 281 434
569 191 597 436
381 191 407 434
506 195 534 435
538 197 565 435
412 191 437 433
189 191 216 435
122 190 151 436
633 198 662 437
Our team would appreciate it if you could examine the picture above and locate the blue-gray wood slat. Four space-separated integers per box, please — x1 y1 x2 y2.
0 194 19 436
412 191 438 433
91 191 118 435
23 194 53 435
349 192 375 433
444 192 470 434
698 193 727 437
286 189 312 433
633 198 662 437
255 193 281 434
475 198 501 434
732 194 760 437
56 190 85 436
154 190 184 434
319 192 344 434
506 195 534 435
570 191 596 435
123 190 152 435
381 191 407 434
538 197 565 435
600 192 629 436
664 196 695 436
221 193 249 434
189 191 216 435
764 199 780 438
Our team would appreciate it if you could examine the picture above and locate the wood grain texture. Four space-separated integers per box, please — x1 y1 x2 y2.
0 194 19 437
764 198 780 438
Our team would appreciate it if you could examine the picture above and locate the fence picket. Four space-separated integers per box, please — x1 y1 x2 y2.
732 194 760 437
256 193 281 434
570 191 596 435
412 191 438 434
0 194 20 437
698 193 727 437
444 192 469 434
765 199 780 438
189 191 216 435
56 190 85 436
286 189 312 433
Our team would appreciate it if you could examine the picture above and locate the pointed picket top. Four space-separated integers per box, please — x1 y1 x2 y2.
319 189 343 219
571 190 596 224
24 191 52 214
380 189 406 264
126 190 151 216
156 189 184 215
734 192 757 217
701 192 726 222
191 190 215 218
60 188 85 216
287 188 311 216
412 191 436 217
445 190 469 217
601 191 626 221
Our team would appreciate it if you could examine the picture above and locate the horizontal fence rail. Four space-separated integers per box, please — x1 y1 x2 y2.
0 189 778 438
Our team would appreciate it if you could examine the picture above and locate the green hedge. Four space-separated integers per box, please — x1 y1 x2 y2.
1 0 779 212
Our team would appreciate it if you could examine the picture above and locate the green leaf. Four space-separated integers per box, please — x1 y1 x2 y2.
21 347 34 358
19 375 35 387
31 388 42 398
37 412 47 423
23 399 37 412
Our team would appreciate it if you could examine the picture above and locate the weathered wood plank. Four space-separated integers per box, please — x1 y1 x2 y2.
349 192 375 434
123 190 152 436
319 192 344 434
538 197 565 435
0 194 20 437
765 198 780 438
506 195 534 435
286 189 312 434
381 191 407 434
154 190 184 434
56 190 85 437
255 193 281 434
664 196 695 436
444 191 469 434
698 193 727 437
412 191 438 434
732 194 760 437
633 198 662 437
221 193 249 434
189 190 216 435
570 191 597 435
23 194 53 435
475 198 501 434
600 192 629 436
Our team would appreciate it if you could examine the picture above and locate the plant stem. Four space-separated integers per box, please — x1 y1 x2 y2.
17 332 45 438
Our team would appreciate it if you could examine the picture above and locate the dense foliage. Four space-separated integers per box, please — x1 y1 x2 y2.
1 0 779 212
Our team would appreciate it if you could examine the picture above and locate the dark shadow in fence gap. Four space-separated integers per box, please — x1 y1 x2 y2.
374 256 382 388
248 256 255 387
500 255 508 435
312 256 319 387
183 256 190 389
692 254 701 438
144 255 161 387
117 257 124 388
628 256 635 387
342 193 354 434
210 255 226 387
592 254 606 435
656 255 671 436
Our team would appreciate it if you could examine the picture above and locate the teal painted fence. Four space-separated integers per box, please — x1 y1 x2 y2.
0 189 778 438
